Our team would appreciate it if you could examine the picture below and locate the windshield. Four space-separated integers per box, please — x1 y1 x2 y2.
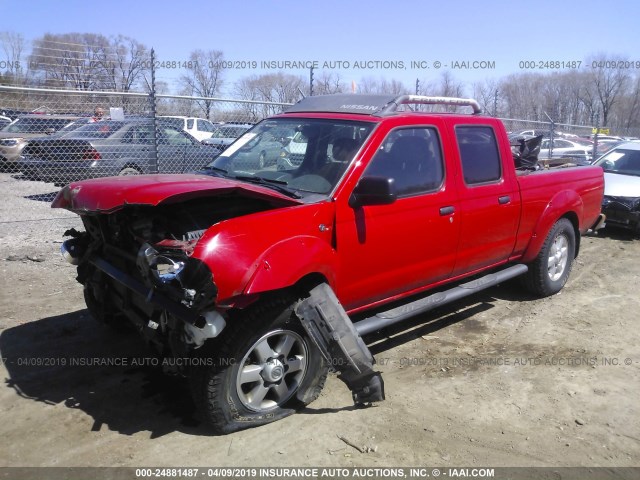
595 148 640 177
1 117 71 134
160 117 185 129
67 120 126 138
207 118 375 197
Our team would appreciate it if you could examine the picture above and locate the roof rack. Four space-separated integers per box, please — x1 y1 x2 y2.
284 94 482 116
379 95 482 115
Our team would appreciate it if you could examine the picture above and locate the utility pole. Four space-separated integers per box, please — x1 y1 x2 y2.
415 78 420 95
493 89 498 117
309 67 314 96
149 48 158 174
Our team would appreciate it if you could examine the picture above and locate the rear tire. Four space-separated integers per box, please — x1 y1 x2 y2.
190 295 327 433
523 218 576 297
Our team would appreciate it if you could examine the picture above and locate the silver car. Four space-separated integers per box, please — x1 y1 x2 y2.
0 114 80 171
594 142 640 234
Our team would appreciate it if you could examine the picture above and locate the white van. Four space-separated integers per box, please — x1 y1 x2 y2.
160 116 215 142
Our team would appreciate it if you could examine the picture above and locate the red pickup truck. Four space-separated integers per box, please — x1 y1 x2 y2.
52 94 604 433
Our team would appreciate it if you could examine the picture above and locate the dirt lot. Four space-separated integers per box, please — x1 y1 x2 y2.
1 172 639 468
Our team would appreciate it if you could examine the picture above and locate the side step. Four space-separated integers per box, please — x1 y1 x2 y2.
354 264 528 336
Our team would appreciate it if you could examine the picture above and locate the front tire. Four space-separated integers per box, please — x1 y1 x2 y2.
190 295 327 433
523 218 576 297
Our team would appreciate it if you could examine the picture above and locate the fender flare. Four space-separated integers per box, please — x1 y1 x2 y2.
521 189 582 264
242 236 339 295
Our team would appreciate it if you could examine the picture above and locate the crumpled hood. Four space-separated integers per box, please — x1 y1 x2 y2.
604 172 640 198
51 174 302 214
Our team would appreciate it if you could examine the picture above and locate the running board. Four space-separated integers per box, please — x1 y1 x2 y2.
354 264 528 336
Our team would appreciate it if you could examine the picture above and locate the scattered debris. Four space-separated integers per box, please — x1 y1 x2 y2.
575 418 586 426
337 434 366 453
5 254 45 263
335 435 377 454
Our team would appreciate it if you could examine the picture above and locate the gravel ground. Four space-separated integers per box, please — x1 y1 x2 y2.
1 172 639 468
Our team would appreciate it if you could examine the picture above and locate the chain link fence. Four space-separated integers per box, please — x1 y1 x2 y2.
0 84 605 187
499 117 599 166
0 85 290 186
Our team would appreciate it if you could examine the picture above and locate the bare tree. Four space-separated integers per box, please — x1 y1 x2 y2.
30 33 112 90
313 71 346 95
618 75 640 130
233 73 304 120
587 54 630 126
472 79 500 116
434 71 466 98
356 76 408 94
0 31 26 85
180 50 225 119
103 35 149 92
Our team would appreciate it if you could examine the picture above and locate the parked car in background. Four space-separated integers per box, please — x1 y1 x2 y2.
593 135 624 142
202 123 253 153
18 118 217 185
593 142 640 234
0 114 80 171
160 116 215 142
594 140 624 158
218 129 289 169
511 129 551 138
538 137 594 165
277 129 308 170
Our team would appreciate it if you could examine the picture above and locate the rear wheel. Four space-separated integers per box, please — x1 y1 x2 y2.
523 218 576 296
190 295 327 433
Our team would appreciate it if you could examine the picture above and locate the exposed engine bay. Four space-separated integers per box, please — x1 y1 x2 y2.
61 193 284 367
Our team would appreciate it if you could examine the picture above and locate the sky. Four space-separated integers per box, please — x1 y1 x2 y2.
1 0 639 96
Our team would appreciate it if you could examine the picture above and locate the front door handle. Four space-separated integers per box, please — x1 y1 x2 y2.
498 195 511 205
439 206 455 216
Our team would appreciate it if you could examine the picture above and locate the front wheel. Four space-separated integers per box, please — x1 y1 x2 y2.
190 295 327 433
523 218 576 297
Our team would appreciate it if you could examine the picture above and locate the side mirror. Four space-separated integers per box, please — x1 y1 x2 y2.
44 128 56 135
349 176 397 208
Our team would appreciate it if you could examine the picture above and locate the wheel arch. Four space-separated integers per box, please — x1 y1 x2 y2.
242 236 339 297
521 190 583 263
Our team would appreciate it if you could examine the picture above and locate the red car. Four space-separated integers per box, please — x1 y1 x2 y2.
52 94 604 433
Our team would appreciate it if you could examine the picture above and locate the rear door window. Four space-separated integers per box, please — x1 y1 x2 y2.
455 126 502 185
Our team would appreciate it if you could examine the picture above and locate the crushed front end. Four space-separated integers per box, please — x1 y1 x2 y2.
54 185 290 370
602 195 640 234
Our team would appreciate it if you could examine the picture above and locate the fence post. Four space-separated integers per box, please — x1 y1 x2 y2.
543 112 555 169
149 48 159 174
592 111 600 162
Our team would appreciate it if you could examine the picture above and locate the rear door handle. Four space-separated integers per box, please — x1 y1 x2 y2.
498 195 511 205
439 206 455 216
